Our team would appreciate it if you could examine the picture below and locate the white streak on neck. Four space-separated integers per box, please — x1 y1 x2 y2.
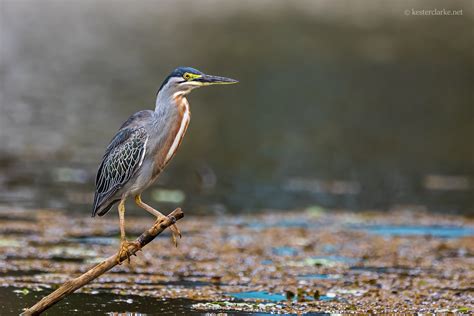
165 98 190 163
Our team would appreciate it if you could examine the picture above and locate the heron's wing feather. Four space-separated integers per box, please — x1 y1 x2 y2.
92 126 148 216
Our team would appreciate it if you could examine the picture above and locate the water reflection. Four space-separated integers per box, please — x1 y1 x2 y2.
0 287 208 315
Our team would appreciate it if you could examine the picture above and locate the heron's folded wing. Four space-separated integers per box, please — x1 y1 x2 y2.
92 126 148 216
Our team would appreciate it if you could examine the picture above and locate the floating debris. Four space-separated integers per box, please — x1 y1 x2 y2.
0 208 472 314
272 246 299 256
327 288 366 297
151 189 186 204
0 238 24 248
305 205 326 217
192 301 278 313
227 291 286 302
289 256 358 267
68 237 117 245
423 174 470 191
298 274 342 280
284 178 361 195
13 288 29 295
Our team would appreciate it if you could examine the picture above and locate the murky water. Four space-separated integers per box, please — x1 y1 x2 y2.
353 224 474 238
1 1 473 214
227 291 334 303
0 288 207 315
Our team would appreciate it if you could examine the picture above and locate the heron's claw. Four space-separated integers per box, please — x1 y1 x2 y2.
169 223 181 247
116 239 140 264
156 215 181 247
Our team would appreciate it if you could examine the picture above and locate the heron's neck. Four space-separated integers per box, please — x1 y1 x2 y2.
155 89 189 113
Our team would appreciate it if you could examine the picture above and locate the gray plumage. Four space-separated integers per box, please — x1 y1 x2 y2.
92 110 160 217
92 125 148 216
91 101 186 217
91 67 237 219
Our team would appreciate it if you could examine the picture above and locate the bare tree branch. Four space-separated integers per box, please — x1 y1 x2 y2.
21 208 184 315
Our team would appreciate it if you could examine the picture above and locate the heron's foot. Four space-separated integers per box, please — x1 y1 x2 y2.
156 215 181 247
169 223 182 247
116 239 140 264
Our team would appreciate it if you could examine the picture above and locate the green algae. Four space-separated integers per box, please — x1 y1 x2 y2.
0 208 472 314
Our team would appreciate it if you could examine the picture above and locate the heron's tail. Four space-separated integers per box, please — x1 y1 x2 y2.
91 197 120 217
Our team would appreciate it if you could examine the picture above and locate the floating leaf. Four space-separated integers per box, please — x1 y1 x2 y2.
13 288 29 295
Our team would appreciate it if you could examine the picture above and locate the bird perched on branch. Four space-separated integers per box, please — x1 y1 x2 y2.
91 67 238 262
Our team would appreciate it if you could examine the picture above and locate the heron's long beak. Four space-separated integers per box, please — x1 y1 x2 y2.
195 74 238 85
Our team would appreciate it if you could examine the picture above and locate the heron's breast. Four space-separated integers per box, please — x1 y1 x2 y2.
152 97 191 177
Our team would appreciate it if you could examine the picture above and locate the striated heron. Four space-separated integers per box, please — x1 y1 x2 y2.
91 67 238 262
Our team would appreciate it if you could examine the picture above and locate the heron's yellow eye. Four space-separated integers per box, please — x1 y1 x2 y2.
183 73 192 80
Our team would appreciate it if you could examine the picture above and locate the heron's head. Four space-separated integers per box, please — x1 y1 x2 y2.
157 66 238 98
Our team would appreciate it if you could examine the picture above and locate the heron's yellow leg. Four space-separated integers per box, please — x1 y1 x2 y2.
135 194 181 247
116 199 139 264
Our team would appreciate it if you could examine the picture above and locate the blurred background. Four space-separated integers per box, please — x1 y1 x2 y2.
1 0 473 215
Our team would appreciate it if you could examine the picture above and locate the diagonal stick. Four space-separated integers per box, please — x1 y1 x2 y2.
21 208 184 315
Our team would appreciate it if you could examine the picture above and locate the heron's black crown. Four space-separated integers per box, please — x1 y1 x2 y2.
158 66 203 93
